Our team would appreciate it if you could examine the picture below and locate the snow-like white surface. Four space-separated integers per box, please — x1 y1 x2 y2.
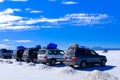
0 50 119 80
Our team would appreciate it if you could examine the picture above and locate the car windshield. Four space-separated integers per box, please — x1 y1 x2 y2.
39 50 46 54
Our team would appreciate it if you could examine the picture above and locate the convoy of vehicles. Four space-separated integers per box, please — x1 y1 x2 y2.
0 43 107 69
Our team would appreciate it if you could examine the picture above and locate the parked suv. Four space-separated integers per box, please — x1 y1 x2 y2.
38 49 65 65
16 48 38 63
22 48 38 63
63 48 107 68
0 49 13 59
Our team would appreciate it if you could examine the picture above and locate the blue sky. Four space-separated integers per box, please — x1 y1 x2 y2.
0 0 119 49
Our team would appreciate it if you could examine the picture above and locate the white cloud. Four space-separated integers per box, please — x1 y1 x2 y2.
0 15 22 23
25 8 43 13
0 8 22 23
0 8 111 31
2 39 10 42
13 8 21 12
0 44 14 49
0 0 4 3
25 8 31 11
49 0 78 5
0 8 33 30
24 17 68 24
39 17 68 23
62 1 78 5
0 8 21 14
0 26 32 30
40 26 52 28
15 40 31 43
0 44 8 48
62 13 110 25
30 10 43 13
24 13 110 26
10 0 28 2
16 13 111 28
0 8 14 14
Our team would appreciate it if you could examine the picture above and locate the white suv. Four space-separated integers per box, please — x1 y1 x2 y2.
38 49 65 65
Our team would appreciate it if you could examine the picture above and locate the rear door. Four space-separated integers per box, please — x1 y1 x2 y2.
38 50 46 60
22 49 28 60
77 50 92 62
55 50 64 61
64 49 75 61
47 50 63 61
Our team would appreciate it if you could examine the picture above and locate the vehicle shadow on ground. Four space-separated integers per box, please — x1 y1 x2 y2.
51 63 66 68
75 65 116 71
39 62 116 71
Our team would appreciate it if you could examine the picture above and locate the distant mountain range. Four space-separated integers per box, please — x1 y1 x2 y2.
92 47 120 50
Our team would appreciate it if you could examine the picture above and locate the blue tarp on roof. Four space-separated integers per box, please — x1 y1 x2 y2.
17 46 26 50
47 43 57 49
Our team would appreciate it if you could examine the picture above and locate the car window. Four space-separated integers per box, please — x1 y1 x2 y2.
48 50 62 55
84 50 91 56
29 49 38 55
90 50 98 56
54 50 59 54
75 49 84 56
76 50 91 56
48 50 54 55
39 50 46 54
59 50 65 55
23 50 28 55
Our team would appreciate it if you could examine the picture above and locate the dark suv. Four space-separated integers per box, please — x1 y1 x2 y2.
0 49 13 59
16 48 38 63
63 48 107 68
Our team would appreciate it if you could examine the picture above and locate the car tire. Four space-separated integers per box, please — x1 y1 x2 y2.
50 59 56 66
80 61 87 69
100 59 106 66
16 59 19 61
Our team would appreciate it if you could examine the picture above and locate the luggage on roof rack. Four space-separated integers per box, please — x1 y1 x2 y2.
35 45 41 49
47 43 57 49
69 44 79 49
17 46 26 50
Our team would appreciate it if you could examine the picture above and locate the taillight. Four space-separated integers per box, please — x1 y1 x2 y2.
44 55 48 59
72 57 77 61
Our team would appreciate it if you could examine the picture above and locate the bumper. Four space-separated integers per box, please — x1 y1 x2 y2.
37 59 50 63
63 61 78 66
